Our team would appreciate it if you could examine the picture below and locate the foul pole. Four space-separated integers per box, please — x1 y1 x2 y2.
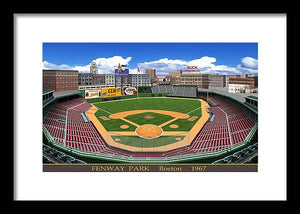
207 90 208 103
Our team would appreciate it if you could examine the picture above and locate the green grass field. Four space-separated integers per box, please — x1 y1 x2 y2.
125 112 173 126
95 109 136 131
111 135 186 148
93 97 202 132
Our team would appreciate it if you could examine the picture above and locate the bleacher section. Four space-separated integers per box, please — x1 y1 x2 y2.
43 97 132 157
151 85 197 97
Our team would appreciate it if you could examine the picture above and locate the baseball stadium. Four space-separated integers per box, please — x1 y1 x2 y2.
42 85 258 165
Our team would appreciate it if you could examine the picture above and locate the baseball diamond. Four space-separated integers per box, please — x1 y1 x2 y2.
86 97 210 152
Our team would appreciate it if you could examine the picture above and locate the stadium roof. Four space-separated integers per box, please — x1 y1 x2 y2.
198 87 258 103
246 95 258 101
43 89 54 95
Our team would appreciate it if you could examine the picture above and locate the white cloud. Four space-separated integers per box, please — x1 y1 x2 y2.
188 56 217 68
43 55 258 76
137 56 246 75
129 68 138 74
241 57 258 69
43 61 74 70
43 56 132 74
94 56 132 74
236 57 258 75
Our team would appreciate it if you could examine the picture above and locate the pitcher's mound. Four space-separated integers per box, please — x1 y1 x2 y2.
120 125 129 129
169 124 179 128
136 124 163 139
144 116 154 119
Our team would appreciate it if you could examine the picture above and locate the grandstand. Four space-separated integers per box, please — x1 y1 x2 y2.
43 88 257 163
151 85 197 97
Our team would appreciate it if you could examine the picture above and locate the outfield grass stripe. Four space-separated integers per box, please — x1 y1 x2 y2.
94 97 201 114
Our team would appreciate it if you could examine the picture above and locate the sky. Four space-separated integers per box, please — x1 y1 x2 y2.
42 43 258 76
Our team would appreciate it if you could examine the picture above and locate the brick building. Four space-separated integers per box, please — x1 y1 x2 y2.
169 70 182 84
178 73 210 89
228 75 258 93
225 75 241 87
228 76 258 88
43 70 78 92
145 69 157 84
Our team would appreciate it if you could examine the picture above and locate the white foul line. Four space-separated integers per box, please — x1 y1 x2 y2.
217 106 233 148
63 101 88 147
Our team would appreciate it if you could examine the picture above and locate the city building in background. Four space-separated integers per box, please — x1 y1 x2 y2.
105 73 115 85
225 75 241 87
92 74 105 85
209 74 226 88
178 73 210 89
145 69 157 85
128 74 151 87
157 75 171 85
169 69 182 85
145 69 156 79
43 69 78 92
228 74 258 93
78 73 93 86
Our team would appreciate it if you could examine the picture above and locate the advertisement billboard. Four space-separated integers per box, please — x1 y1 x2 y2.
115 64 129 77
101 87 122 98
183 65 201 74
85 89 101 99
124 87 137 95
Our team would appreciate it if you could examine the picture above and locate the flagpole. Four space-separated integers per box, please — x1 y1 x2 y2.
137 67 139 98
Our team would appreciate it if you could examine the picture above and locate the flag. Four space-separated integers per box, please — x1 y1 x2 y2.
137 67 140 73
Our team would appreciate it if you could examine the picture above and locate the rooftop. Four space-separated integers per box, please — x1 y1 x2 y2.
43 69 78 72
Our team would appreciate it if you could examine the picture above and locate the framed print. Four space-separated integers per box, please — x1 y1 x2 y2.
14 13 287 201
